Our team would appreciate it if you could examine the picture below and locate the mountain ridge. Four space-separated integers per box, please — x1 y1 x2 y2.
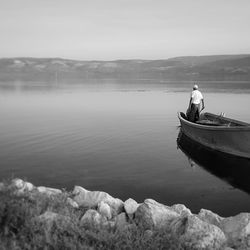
0 54 250 82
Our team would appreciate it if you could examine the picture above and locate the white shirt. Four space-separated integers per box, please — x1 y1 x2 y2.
191 90 203 104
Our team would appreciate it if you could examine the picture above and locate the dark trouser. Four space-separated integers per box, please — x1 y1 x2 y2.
188 104 200 122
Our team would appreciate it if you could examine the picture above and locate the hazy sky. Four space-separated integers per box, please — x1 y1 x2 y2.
1 0 250 60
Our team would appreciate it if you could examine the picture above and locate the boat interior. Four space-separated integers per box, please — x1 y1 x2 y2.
180 112 250 127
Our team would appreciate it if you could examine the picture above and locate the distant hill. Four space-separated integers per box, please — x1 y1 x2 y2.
0 54 250 82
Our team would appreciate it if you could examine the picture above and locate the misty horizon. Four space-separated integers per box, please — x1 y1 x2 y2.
1 53 250 62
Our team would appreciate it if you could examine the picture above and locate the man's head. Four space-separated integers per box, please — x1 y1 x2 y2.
193 84 198 90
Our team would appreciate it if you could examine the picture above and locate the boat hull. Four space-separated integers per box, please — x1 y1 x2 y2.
178 112 250 158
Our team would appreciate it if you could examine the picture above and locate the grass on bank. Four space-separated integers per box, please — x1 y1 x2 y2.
0 182 182 250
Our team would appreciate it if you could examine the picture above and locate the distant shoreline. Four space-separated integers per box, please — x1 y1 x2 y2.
1 55 250 82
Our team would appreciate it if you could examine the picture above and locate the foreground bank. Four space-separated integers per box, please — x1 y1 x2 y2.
0 179 249 249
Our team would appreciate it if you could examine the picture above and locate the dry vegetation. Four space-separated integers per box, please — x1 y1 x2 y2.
0 181 181 250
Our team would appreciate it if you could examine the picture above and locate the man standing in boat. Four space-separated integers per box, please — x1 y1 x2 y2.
187 84 205 122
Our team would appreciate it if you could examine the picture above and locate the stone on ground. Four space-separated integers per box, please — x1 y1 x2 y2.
0 182 5 191
115 212 128 229
221 212 250 249
37 186 62 195
11 179 35 194
36 211 71 230
98 201 112 220
67 197 79 209
170 214 226 250
80 209 107 228
11 178 25 189
198 209 224 228
124 198 139 219
135 199 179 229
72 186 123 215
171 204 192 216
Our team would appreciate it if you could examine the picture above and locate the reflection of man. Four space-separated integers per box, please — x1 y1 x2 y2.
187 84 205 122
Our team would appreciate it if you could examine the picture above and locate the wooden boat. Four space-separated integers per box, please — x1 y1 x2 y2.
178 112 250 158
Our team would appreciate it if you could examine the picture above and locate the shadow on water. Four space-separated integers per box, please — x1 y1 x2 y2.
177 130 250 194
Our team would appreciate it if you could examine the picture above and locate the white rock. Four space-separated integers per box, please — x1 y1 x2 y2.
12 178 25 189
98 201 112 220
198 209 224 228
221 212 250 249
80 209 107 228
135 199 179 229
124 198 139 219
24 182 34 191
72 186 88 198
0 182 5 191
37 186 62 195
37 211 59 222
17 181 35 193
115 212 128 229
104 220 116 229
11 179 35 195
171 214 226 250
66 197 79 209
72 186 109 207
144 229 153 239
104 198 124 216
171 204 192 216
36 211 71 230
72 186 123 215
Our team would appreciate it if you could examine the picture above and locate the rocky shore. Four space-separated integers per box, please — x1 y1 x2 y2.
1 178 250 249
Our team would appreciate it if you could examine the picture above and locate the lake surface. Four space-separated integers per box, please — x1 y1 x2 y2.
1 80 250 217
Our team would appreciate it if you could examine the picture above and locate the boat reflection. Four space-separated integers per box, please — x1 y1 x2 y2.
177 130 250 194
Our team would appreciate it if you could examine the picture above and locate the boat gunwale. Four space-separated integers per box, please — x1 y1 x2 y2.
178 112 250 131
204 112 250 126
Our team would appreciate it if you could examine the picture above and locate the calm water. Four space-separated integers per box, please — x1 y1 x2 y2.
1 80 250 216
